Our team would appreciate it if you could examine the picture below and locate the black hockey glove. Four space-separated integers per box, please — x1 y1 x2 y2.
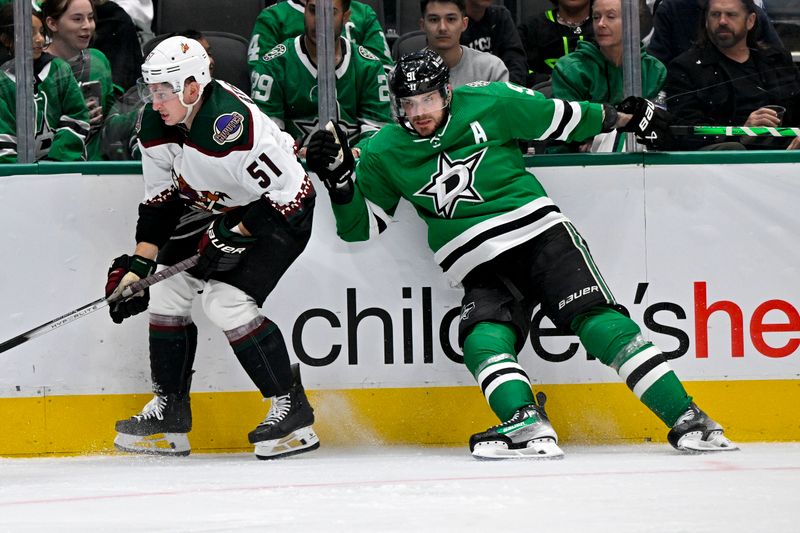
195 215 257 280
305 121 355 204
105 254 157 324
616 96 674 149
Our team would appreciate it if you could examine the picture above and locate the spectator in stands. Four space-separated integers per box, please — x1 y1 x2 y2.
92 0 142 91
461 0 527 85
42 0 117 160
101 30 216 161
421 0 508 87
551 0 665 151
518 0 594 88
0 3 89 162
664 0 800 150
248 0 392 73
251 0 391 157
648 0 784 67
113 0 153 45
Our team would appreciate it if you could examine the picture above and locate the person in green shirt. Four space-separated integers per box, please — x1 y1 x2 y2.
42 0 117 160
248 0 392 73
0 3 89 162
551 0 666 151
305 49 735 459
250 0 391 156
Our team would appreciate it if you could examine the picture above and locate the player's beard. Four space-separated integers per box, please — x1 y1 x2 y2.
708 24 747 49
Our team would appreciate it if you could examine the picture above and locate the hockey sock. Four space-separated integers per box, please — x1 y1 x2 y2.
149 315 197 395
227 316 293 397
463 322 535 422
572 307 692 426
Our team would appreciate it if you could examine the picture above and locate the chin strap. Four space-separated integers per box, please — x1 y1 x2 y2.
177 84 206 124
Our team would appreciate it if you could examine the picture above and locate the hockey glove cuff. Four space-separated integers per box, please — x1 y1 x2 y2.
105 254 157 324
305 121 355 204
616 96 674 149
195 215 257 280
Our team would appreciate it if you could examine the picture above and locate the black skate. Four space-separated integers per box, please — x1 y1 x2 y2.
667 403 738 452
469 395 563 460
114 393 192 456
248 364 319 460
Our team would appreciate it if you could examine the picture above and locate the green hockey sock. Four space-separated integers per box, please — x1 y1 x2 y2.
462 322 535 421
573 307 692 426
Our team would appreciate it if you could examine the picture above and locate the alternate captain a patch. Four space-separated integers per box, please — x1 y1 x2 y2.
415 148 487 218
213 112 245 144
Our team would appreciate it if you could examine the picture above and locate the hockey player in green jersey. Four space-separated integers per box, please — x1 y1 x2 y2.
248 0 392 72
306 49 737 458
106 37 318 460
250 0 391 154
0 4 89 162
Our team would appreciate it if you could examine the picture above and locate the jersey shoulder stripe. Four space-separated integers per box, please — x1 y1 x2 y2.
184 81 255 156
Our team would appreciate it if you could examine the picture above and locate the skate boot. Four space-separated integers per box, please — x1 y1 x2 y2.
469 394 563 459
248 364 320 460
114 393 192 456
667 403 738 452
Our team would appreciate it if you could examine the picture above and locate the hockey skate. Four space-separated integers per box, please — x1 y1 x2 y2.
114 393 192 456
469 397 564 460
668 403 738 452
248 364 319 460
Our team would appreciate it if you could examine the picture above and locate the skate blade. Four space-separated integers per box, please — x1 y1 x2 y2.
471 439 565 460
676 431 739 453
254 425 320 460
114 432 191 457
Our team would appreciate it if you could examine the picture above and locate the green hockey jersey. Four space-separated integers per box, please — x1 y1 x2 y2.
0 54 89 162
251 36 391 145
331 81 605 282
248 0 392 70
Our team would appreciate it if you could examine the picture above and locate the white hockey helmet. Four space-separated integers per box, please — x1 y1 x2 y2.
141 36 211 95
139 36 212 123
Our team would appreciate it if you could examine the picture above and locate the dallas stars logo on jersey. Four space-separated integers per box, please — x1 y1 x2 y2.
415 149 487 218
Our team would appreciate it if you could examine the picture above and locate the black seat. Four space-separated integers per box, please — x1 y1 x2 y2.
516 0 553 25
143 32 251 94
153 0 267 40
391 30 426 61
395 0 421 36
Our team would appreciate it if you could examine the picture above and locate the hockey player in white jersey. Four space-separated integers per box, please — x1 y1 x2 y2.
105 36 318 459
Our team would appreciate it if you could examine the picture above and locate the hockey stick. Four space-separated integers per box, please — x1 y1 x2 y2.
0 254 200 355
670 125 800 137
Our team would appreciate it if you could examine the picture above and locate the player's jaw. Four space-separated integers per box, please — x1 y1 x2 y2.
409 109 445 136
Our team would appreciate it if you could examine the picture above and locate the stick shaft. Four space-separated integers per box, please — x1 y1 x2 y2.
671 125 800 137
0 255 200 355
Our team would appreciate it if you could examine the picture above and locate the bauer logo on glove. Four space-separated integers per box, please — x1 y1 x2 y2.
616 96 674 149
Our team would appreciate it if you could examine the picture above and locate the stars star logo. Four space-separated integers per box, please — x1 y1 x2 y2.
295 118 359 144
415 149 487 218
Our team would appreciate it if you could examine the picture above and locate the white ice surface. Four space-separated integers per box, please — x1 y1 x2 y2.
1 443 798 532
